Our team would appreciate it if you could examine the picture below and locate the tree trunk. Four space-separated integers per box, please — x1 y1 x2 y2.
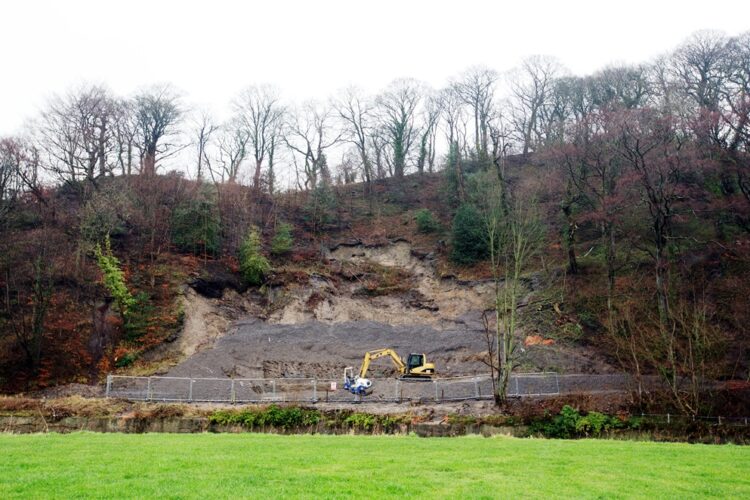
563 204 578 275
141 149 156 176
455 149 466 202
253 159 262 191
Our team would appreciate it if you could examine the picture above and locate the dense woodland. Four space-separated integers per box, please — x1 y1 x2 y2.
1 30 749 414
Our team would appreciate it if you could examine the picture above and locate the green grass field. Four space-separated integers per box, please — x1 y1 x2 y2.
1 433 748 499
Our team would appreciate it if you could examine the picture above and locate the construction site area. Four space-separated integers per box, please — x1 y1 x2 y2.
96 239 638 409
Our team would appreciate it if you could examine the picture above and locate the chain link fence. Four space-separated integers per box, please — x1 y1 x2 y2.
105 372 569 403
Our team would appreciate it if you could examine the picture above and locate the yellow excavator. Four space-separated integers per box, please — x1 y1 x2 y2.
343 348 436 396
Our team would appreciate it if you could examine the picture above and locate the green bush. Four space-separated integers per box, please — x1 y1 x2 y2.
209 406 321 430
171 189 221 256
344 413 377 431
414 209 440 233
114 351 138 368
239 227 270 286
450 204 488 265
208 408 408 433
529 406 626 439
122 292 154 342
94 236 135 318
271 223 294 256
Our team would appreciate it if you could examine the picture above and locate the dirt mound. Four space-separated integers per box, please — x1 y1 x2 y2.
267 241 495 328
142 287 262 366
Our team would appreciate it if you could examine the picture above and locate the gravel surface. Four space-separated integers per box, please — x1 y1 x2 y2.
167 318 488 380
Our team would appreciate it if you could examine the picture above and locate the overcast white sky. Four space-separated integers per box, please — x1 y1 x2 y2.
1 0 749 135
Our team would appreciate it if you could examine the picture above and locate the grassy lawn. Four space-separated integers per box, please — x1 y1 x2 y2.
1 433 748 499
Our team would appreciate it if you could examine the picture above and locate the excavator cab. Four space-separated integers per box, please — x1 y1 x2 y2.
407 353 425 371
405 353 435 377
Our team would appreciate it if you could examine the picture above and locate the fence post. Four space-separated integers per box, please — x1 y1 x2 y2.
667 413 670 424
555 373 561 395
434 380 439 402
395 379 401 403
718 416 722 426
515 376 520 396
272 380 276 397
105 374 112 398
474 379 480 399
189 379 194 402
231 379 236 404
312 379 317 403
147 377 152 401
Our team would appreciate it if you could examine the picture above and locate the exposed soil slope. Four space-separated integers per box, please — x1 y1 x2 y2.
165 241 617 380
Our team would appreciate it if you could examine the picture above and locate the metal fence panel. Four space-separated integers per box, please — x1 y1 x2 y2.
106 372 565 403
512 373 560 396
233 379 276 402
191 378 232 402
108 376 149 400
435 377 486 401
148 377 191 402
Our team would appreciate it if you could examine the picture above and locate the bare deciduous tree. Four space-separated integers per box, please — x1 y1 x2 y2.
669 30 729 147
613 109 693 326
376 79 423 178
439 87 469 200
591 65 651 110
488 106 514 212
0 138 29 223
284 102 341 190
112 98 139 176
720 31 750 205
191 110 217 181
509 56 564 155
133 85 183 176
38 84 117 185
334 87 375 186
415 93 440 174
232 85 284 191
214 117 250 184
671 30 728 112
451 66 498 163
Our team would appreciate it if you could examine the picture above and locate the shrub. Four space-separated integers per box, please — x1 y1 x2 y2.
303 185 337 233
271 222 294 256
529 405 626 438
94 236 135 318
415 209 440 233
450 204 488 265
171 188 221 256
209 406 321 430
239 227 270 286
114 351 138 368
122 292 154 342
344 412 377 430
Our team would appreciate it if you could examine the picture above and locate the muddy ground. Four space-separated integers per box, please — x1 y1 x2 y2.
167 318 486 379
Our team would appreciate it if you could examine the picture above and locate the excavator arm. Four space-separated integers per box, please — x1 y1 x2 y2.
358 348 406 378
